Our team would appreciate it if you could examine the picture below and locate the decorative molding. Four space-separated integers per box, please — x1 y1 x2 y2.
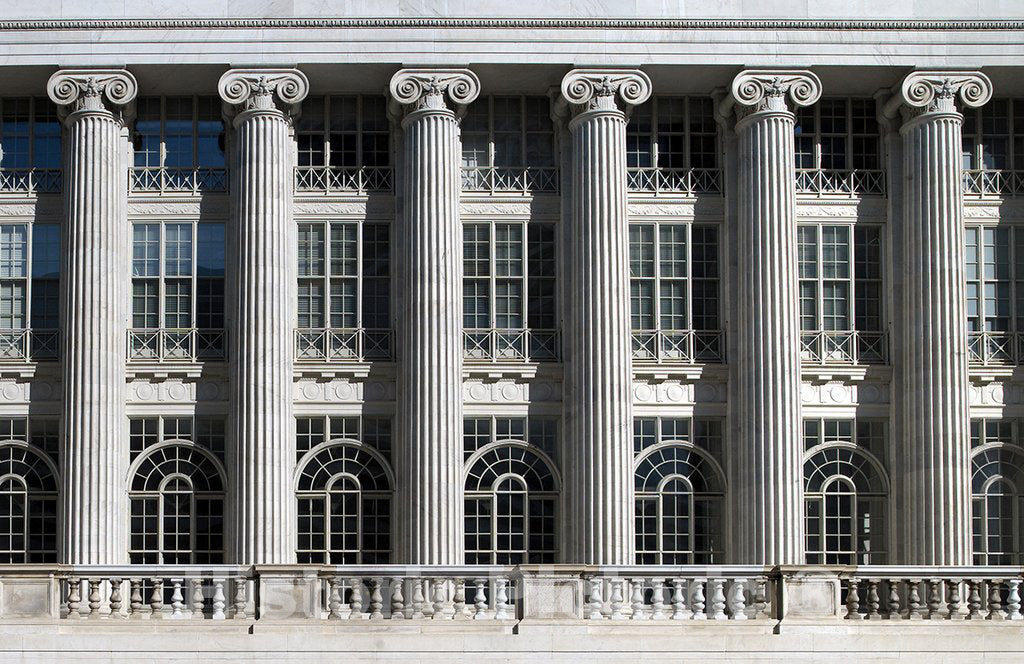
800 380 890 406
46 69 137 116
218 68 309 119
127 201 228 217
293 379 396 403
896 70 993 115
796 200 886 219
559 69 652 116
459 201 554 217
725 69 821 118
294 199 396 217
463 380 561 403
389 69 480 115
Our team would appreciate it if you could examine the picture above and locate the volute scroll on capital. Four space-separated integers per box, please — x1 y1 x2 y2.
721 70 822 119
884 70 993 120
388 69 481 116
217 68 310 119
46 69 138 117
558 69 652 116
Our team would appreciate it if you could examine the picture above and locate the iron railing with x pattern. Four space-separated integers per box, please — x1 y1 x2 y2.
800 330 888 365
631 330 726 364
626 168 723 195
295 328 394 362
294 166 394 194
795 169 886 197
966 331 1024 366
0 169 61 194
460 167 560 194
463 329 560 362
962 170 1024 197
128 329 227 362
0 329 59 361
129 167 228 193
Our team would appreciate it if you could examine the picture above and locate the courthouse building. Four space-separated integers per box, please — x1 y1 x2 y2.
0 2 1022 660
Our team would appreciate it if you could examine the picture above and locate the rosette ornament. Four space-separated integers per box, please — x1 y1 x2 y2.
389 69 480 114
218 68 309 117
559 69 652 114
896 70 993 116
46 69 138 116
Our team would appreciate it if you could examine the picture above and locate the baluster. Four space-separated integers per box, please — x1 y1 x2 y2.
390 577 406 620
754 578 769 619
946 579 963 620
411 579 426 619
630 579 646 620
190 578 204 619
233 578 248 619
907 580 922 620
728 578 748 620
430 578 446 620
473 578 489 620
494 578 510 620
211 579 226 620
885 579 901 620
609 579 625 620
587 577 604 620
108 578 123 619
150 577 165 619
845 578 861 620
690 578 707 620
865 579 880 620
670 578 689 620
87 578 102 618
650 578 667 620
926 579 942 620
129 578 143 619
369 578 384 620
349 578 364 620
966 579 983 620
326 576 342 620
452 578 467 620
1007 579 1022 621
987 580 1005 621
709 579 727 620
170 579 184 618
66 576 82 619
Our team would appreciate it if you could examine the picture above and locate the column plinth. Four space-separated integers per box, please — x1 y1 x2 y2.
723 70 821 565
219 68 309 564
390 69 479 565
558 69 651 564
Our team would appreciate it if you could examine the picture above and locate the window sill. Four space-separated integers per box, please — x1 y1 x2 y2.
126 361 213 380
801 364 891 384
632 363 727 383
463 362 547 381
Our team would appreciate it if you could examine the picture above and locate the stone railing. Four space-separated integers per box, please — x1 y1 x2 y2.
0 329 59 361
800 330 888 365
294 166 393 194
631 330 726 364
626 167 722 195
0 169 61 194
962 170 1024 197
967 331 1023 366
127 328 227 362
460 166 559 194
794 169 886 197
129 167 228 193
463 328 560 362
295 328 394 362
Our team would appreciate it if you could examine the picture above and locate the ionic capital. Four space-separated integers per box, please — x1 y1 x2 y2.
388 69 480 117
218 68 309 121
886 70 993 120
558 69 652 116
722 70 821 119
46 69 138 119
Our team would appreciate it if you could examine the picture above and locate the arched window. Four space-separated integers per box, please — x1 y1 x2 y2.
129 441 226 564
0 442 57 563
804 444 887 564
634 443 725 564
464 441 559 564
295 440 393 563
971 445 1024 564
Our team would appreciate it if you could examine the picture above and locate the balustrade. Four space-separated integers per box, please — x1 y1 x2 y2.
294 166 393 193
294 328 394 362
460 166 559 194
0 329 59 361
967 331 1024 366
841 569 1024 621
962 170 1024 197
794 169 886 197
800 330 888 365
0 169 61 194
127 328 227 362
129 167 228 193
631 330 726 364
462 328 560 362
626 167 722 195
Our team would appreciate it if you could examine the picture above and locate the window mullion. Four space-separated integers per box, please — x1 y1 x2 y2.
489 222 497 329
191 221 198 329
27 97 34 169
159 98 167 170
24 224 32 331
686 223 693 332
847 224 855 332
522 221 529 329
324 97 331 169
684 97 691 171
651 99 658 168
816 226 824 331
488 97 495 170
356 96 363 170
653 225 660 331
357 221 364 330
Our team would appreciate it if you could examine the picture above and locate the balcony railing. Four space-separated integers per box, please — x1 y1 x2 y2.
0 169 61 194
800 331 888 365
460 167 559 194
129 167 228 193
963 169 1024 197
0 329 59 361
295 328 394 362
631 330 726 364
626 168 722 195
967 331 1024 366
795 169 886 197
128 329 227 362
463 329 560 362
294 166 393 193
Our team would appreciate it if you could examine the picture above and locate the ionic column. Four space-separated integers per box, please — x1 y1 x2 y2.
721 71 821 565
389 69 479 564
48 70 137 564
558 70 651 564
218 69 309 564
883 72 992 565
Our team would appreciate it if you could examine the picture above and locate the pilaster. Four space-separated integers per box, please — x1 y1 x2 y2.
557 69 651 564
389 68 480 564
219 68 309 564
48 68 137 564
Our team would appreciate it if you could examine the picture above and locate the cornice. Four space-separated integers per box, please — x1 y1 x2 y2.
0 18 1022 31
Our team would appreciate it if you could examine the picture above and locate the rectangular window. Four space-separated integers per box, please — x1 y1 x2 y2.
963 98 1024 171
463 416 559 462
132 96 225 191
793 98 880 171
295 96 391 169
295 416 393 462
461 96 555 170
626 97 718 170
0 98 61 171
963 225 1024 364
129 416 226 462
0 224 60 357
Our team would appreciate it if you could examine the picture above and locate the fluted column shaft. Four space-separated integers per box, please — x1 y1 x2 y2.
390 70 478 564
219 69 308 564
